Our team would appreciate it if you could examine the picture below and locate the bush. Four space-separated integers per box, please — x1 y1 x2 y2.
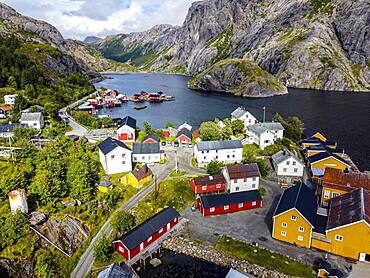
111 211 135 235
207 161 223 175
93 233 114 263
199 121 221 141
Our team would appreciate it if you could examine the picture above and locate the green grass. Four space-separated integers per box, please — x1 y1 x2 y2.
169 170 187 177
259 187 267 197
216 236 315 277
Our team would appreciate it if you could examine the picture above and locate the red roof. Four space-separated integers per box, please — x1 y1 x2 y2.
192 174 226 187
226 163 260 180
323 168 370 191
192 129 200 139
0 106 14 111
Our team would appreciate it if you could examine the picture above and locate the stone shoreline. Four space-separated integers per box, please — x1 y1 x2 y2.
163 235 297 278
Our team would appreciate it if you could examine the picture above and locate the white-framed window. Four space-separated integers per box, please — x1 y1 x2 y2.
235 187 239 191
294 168 298 173
224 205 229 210
281 231 286 237
118 245 125 253
286 161 290 165
174 217 177 223
147 236 152 242
111 155 115 159
297 235 304 241
210 207 215 212
202 185 207 191
234 180 237 183
216 184 221 189
122 161 125 164
298 227 304 232
243 178 247 182
291 215 297 221
282 222 287 228
252 184 256 188
332 192 340 198
335 235 343 241
292 161 296 166
283 168 287 173
252 201 256 206
122 154 126 158
159 228 163 233
238 203 244 208
324 190 330 198
252 177 256 181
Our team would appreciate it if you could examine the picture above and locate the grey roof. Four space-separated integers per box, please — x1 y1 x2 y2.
98 263 133 278
0 124 17 132
98 137 131 155
200 190 262 209
118 116 136 129
271 150 304 166
231 107 247 119
247 122 284 135
176 129 192 140
20 112 43 122
274 183 317 226
115 207 180 250
196 140 243 151
132 142 160 154
143 133 160 142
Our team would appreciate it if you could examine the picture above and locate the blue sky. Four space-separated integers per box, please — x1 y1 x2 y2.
2 0 195 40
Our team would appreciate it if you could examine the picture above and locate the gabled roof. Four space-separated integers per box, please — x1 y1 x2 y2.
99 180 113 188
271 150 304 166
118 116 136 129
114 207 180 250
192 174 226 187
176 129 192 140
132 164 153 181
273 183 317 226
302 128 325 139
308 152 350 167
196 140 242 151
323 168 370 191
0 106 13 111
200 190 262 209
247 122 284 136
226 163 260 180
178 122 192 131
20 112 43 122
231 107 247 119
326 188 370 230
306 144 344 154
98 263 133 278
132 142 160 154
143 133 160 142
0 123 17 132
98 137 131 155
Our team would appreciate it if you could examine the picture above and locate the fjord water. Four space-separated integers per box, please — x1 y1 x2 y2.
95 73 370 170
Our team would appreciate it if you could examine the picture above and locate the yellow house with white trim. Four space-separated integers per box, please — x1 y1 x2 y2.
121 164 153 188
308 152 350 172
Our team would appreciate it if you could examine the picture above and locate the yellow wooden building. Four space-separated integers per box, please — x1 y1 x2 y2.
99 180 113 193
273 184 317 248
121 164 153 188
303 128 327 142
308 152 350 173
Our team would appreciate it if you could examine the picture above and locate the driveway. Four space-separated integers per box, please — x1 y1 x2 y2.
348 262 370 278
183 179 350 272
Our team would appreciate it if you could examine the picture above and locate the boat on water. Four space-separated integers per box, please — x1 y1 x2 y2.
134 105 147 110
149 94 163 103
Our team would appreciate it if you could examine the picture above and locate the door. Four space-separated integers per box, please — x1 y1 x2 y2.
140 242 144 251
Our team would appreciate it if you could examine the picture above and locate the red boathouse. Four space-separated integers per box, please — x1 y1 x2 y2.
113 207 180 260
197 190 262 216
190 174 226 194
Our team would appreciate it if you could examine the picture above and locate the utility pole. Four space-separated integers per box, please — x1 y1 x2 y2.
175 150 178 173
263 106 266 123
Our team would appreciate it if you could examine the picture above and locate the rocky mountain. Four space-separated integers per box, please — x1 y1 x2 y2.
92 0 370 94
83 36 101 44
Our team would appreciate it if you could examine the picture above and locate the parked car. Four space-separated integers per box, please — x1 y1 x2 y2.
174 141 179 147
161 141 166 146
166 141 172 146
188 143 192 148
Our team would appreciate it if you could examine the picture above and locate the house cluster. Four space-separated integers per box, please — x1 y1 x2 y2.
191 163 263 217
272 167 370 262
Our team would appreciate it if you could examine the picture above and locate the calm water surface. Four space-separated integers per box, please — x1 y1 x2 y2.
94 73 370 170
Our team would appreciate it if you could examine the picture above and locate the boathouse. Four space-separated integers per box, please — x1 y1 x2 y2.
113 207 180 260
117 116 136 142
190 174 226 194
197 190 262 216
175 129 192 144
143 133 160 144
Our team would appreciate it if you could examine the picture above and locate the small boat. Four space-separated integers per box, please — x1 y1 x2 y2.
134 105 147 110
149 94 162 103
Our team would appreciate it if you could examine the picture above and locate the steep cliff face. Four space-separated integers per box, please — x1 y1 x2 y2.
93 0 370 93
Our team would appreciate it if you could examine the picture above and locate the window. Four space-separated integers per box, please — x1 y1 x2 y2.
238 203 244 208
292 161 296 166
252 177 256 181
204 156 206 160
227 155 230 158
159 228 163 233
265 140 269 143
235 187 239 191
147 236 152 242
286 161 290 165
252 184 256 188
282 222 287 228
119 246 125 253
202 186 207 191
281 231 286 237
148 156 151 160
215 156 218 159
294 168 298 173
335 235 343 241
283 168 287 173
210 207 215 212
324 190 330 198
224 205 229 210
291 215 297 221
142 156 145 160
297 235 304 241
252 201 256 206
111 155 115 159
122 161 125 164
216 184 221 189
234 180 237 183
298 227 304 232
243 178 247 182
332 192 340 198
174 217 177 223
232 155 235 158
122 154 126 158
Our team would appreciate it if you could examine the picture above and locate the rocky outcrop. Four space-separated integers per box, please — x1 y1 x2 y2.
189 59 288 97
93 0 370 93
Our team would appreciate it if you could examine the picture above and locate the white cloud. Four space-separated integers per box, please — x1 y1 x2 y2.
1 0 195 40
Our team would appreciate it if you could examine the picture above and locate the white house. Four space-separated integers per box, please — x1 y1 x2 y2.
4 94 17 106
194 140 243 167
178 122 192 131
132 142 160 164
98 137 132 175
271 150 305 179
231 107 258 128
246 122 284 150
20 112 44 130
223 163 260 193
117 116 136 142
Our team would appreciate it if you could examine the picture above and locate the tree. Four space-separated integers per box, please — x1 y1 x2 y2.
273 113 303 142
93 233 114 263
165 121 174 128
199 121 221 141
143 121 154 134
111 211 135 235
207 161 223 175
0 211 30 248
34 249 57 278
230 119 245 135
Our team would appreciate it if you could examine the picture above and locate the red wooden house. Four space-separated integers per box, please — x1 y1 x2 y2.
175 129 192 144
143 133 160 144
163 129 170 138
190 174 226 194
117 116 136 142
197 190 262 216
113 207 180 260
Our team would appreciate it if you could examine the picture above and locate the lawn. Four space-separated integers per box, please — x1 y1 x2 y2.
216 236 315 278
169 170 187 177
133 177 194 224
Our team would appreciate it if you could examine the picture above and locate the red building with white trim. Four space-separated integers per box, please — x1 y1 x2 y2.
142 133 160 144
197 190 262 216
190 174 226 194
117 116 136 142
113 207 180 260
176 129 192 144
